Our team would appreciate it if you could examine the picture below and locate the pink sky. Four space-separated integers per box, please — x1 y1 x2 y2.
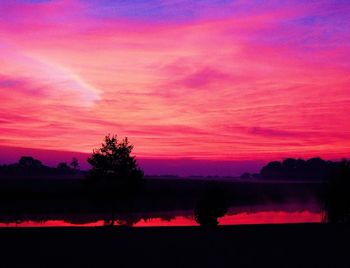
0 0 349 169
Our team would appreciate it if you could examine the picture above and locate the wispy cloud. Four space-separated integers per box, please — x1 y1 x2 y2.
0 0 349 160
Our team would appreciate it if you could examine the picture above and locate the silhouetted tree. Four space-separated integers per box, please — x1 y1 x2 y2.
282 158 297 179
57 162 70 170
240 172 251 179
86 134 144 226
325 160 350 223
57 162 72 175
260 161 283 180
194 182 228 227
19 156 43 169
0 156 78 176
87 134 144 187
251 173 261 179
260 157 333 181
16 156 51 175
70 157 79 171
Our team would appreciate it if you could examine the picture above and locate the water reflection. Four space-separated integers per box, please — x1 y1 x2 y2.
0 220 105 227
0 207 322 227
135 211 321 227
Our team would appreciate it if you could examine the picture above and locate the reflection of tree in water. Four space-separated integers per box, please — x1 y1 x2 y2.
156 215 176 222
0 212 183 227
104 214 150 227
194 182 229 227
0 200 323 227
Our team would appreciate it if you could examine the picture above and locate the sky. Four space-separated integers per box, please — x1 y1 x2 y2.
0 0 349 175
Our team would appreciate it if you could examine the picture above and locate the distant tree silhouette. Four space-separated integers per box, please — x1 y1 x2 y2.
57 162 72 175
251 173 261 179
325 160 350 223
260 157 334 181
194 182 228 227
240 172 251 179
70 157 80 173
19 156 43 169
13 156 50 175
57 162 70 170
0 156 78 176
260 161 283 180
87 134 144 187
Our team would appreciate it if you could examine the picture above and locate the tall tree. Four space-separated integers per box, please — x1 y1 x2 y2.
87 134 144 187
86 134 144 226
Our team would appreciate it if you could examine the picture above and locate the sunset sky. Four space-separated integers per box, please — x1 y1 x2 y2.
0 0 349 174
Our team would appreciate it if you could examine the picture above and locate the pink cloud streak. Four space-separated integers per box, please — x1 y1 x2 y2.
0 0 349 162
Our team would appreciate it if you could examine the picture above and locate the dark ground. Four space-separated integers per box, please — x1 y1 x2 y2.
0 178 324 214
0 223 349 268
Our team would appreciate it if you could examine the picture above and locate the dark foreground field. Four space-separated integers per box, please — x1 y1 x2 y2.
0 223 349 268
0 178 324 222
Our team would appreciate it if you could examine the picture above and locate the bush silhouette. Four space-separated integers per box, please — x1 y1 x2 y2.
57 162 73 175
194 182 228 227
19 156 43 169
70 157 80 172
325 160 350 223
87 134 144 190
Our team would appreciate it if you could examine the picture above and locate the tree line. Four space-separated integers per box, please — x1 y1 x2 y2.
241 157 347 181
0 156 80 176
0 134 349 226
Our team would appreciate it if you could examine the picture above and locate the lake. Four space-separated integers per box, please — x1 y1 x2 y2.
0 201 323 227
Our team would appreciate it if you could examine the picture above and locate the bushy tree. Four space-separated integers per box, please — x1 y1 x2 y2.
194 182 228 227
57 162 72 174
70 157 80 171
87 134 144 188
260 157 333 181
19 156 43 169
325 160 350 223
